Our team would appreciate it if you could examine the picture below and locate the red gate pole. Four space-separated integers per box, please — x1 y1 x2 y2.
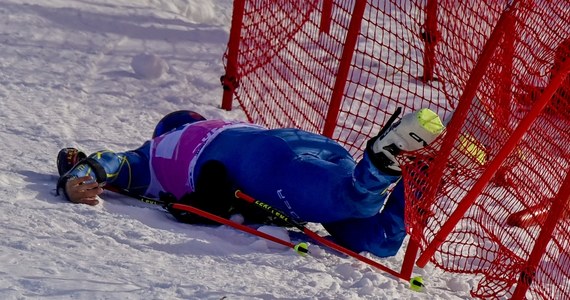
322 1 367 138
497 12 515 126
319 0 333 34
221 0 246 111
420 0 438 82
511 176 570 299
399 238 419 280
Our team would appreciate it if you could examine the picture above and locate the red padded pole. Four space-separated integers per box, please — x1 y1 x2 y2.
221 0 245 111
322 1 367 138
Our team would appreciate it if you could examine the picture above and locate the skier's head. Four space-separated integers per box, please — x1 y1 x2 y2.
152 110 206 138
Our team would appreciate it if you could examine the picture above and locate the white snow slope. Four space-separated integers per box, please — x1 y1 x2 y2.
0 0 476 299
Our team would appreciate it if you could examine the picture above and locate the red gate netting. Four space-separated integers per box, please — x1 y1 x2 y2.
221 0 570 299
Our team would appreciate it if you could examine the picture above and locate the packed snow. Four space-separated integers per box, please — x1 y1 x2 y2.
0 0 476 299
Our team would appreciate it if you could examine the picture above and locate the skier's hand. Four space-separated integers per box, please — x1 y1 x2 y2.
65 176 103 206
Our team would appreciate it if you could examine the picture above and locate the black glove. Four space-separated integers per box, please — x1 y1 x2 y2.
162 160 235 225
161 191 223 225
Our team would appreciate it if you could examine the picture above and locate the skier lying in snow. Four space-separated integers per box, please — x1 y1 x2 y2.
56 108 444 257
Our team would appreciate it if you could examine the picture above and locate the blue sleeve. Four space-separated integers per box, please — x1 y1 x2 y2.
322 180 407 257
64 146 151 196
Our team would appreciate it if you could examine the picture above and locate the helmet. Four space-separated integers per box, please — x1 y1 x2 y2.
152 110 206 138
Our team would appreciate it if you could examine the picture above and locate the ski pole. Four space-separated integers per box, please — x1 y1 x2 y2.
234 190 408 280
104 185 164 206
103 186 309 255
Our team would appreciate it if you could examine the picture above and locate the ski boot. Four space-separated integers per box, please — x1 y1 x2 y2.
366 108 445 175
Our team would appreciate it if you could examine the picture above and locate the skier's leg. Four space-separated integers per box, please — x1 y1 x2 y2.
264 128 403 220
272 108 444 220
322 180 406 258
322 108 444 256
194 108 443 223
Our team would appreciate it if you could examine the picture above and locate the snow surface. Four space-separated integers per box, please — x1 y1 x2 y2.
0 0 476 299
